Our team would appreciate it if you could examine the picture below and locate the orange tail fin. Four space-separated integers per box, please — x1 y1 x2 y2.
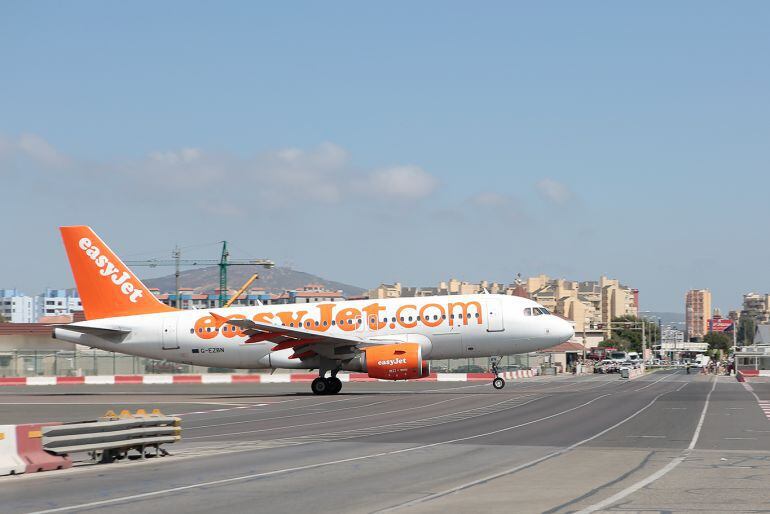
60 226 176 320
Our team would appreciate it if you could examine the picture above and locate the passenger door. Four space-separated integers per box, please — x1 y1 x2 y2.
162 316 179 350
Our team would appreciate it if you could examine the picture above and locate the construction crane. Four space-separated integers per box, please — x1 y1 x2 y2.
125 241 274 307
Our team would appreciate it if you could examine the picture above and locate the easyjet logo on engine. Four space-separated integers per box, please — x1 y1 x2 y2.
192 301 484 340
377 358 407 366
78 237 144 303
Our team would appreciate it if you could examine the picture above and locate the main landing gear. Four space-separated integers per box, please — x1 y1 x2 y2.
311 370 343 395
491 360 505 390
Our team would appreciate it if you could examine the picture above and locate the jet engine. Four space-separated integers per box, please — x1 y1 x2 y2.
358 343 430 380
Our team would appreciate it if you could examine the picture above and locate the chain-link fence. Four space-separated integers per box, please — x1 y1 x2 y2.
0 350 542 377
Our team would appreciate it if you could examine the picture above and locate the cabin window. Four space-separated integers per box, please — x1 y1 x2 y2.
323 321 328 326
190 328 194 334
474 313 480 318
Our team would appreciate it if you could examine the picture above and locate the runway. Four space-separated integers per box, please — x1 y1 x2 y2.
1 371 769 513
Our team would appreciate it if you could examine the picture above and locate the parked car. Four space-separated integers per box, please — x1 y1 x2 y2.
595 359 619 374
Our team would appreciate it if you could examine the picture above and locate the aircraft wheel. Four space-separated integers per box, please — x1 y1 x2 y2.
492 377 505 390
327 377 342 395
311 377 329 395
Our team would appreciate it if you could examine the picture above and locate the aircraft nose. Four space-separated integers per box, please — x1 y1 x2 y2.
553 318 574 343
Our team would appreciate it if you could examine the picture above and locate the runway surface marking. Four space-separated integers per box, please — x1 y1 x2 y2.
23 387 622 514
741 381 770 423
378 371 680 512
182 394 538 440
573 375 717 514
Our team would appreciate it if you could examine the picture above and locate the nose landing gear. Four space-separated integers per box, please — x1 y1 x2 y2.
491 359 505 390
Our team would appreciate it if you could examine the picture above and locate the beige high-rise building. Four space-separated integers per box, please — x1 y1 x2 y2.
685 289 712 340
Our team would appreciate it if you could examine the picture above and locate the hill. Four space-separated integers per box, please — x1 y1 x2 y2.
142 266 366 298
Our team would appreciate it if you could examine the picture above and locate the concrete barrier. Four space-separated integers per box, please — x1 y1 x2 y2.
15 423 72 473
0 425 25 476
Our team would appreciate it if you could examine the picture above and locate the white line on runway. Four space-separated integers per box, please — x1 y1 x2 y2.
183 394 526 439
24 391 615 514
573 376 718 514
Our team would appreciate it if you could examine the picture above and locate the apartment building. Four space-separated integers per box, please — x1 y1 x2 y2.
0 289 36 323
0 289 82 323
685 289 712 340
367 274 637 337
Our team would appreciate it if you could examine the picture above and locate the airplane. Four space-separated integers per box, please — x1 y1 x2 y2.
53 226 574 394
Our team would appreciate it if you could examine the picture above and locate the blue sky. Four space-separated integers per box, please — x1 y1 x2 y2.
1 1 769 312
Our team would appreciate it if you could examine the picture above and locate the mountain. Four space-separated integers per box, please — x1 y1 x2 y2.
142 265 366 298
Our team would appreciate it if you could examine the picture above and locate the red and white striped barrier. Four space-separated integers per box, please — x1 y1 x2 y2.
0 370 535 386
737 370 770 382
0 423 72 477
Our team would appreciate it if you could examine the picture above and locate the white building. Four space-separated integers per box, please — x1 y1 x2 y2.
36 289 82 320
0 289 37 323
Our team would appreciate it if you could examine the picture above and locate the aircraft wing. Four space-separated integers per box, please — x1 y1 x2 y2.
212 313 366 360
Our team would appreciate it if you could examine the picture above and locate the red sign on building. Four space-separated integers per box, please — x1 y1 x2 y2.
709 317 733 333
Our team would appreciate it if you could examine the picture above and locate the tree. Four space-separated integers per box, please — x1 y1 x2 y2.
0 313 7 323
703 332 731 352
738 317 755 345
610 315 661 354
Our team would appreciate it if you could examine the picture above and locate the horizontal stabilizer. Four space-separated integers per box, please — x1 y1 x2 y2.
51 324 131 339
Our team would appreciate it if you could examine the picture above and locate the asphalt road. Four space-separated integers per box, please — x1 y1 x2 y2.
1 371 768 513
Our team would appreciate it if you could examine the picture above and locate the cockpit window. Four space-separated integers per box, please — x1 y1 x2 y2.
532 308 542 316
524 308 532 316
539 307 550 315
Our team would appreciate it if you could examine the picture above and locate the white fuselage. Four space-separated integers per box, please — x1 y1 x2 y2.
54 294 574 370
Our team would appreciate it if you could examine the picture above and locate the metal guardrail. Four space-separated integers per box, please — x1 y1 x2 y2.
41 409 181 463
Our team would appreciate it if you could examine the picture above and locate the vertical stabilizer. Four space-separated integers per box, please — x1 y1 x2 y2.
60 226 176 320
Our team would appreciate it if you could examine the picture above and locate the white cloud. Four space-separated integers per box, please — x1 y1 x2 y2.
116 142 439 209
535 178 573 205
0 133 70 168
470 191 527 222
365 165 438 200
471 192 509 207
